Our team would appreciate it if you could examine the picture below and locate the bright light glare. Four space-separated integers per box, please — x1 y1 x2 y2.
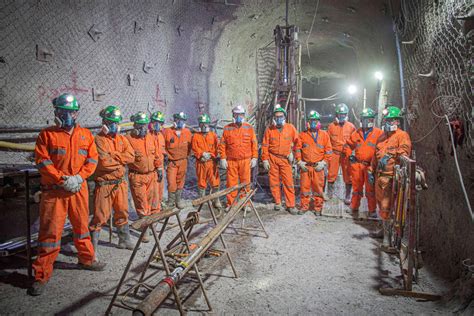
347 84 357 95
374 71 384 81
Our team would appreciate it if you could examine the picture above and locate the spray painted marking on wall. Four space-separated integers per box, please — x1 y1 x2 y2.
152 84 167 110
37 70 89 105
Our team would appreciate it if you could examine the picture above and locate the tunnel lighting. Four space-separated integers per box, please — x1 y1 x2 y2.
374 71 384 81
347 84 357 95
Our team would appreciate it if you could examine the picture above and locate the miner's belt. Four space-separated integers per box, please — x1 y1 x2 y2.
354 159 371 166
129 169 154 175
377 172 394 178
40 184 63 191
305 160 324 167
95 178 124 186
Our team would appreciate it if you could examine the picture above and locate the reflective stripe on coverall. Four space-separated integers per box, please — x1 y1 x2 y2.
296 129 332 211
90 132 135 231
327 121 356 184
346 127 383 212
33 125 98 283
261 123 299 208
218 122 258 205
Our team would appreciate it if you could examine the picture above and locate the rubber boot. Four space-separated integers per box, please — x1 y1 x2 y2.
344 184 352 205
288 207 302 215
327 182 335 199
176 189 185 209
198 188 206 199
211 187 223 209
117 224 134 250
90 230 100 262
167 191 176 209
28 281 48 296
382 220 391 250
78 261 106 271
274 203 282 211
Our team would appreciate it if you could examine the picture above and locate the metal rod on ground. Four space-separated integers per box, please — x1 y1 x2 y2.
109 213 113 243
133 189 255 316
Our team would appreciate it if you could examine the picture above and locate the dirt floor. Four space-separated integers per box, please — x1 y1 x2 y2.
0 180 463 315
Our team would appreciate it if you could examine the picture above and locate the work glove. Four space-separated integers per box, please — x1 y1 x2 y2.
220 158 228 170
157 168 163 182
315 160 327 172
377 154 392 171
251 158 258 168
62 175 83 193
287 152 294 164
263 160 270 171
297 160 308 172
368 171 375 185
349 155 357 163
201 152 211 162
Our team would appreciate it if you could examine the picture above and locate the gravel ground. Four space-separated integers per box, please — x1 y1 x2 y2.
0 181 455 315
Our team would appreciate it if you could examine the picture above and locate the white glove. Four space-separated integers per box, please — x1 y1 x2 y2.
263 160 270 171
220 158 228 170
251 158 258 168
315 160 327 172
202 152 211 160
297 160 308 172
287 152 294 164
62 175 83 192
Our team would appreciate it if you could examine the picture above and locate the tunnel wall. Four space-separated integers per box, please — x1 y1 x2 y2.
397 0 474 279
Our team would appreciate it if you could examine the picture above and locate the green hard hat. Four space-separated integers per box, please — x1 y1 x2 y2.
198 113 211 124
173 112 187 121
151 111 165 123
100 105 122 122
52 93 80 111
360 108 376 119
273 104 286 115
130 111 150 124
335 103 349 114
307 110 321 120
383 106 402 119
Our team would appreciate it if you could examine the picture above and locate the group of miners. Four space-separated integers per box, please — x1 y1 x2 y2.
28 92 411 296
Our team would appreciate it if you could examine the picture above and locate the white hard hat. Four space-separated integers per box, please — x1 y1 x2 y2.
232 105 245 114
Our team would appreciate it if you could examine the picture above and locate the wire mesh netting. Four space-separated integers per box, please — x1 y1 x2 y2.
396 0 473 155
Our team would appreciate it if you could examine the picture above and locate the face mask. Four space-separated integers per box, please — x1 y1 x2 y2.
133 125 147 137
102 122 120 135
335 114 347 124
361 119 374 129
152 122 161 132
274 117 285 127
384 120 398 132
233 116 244 125
200 124 210 133
309 121 321 131
54 110 76 130
174 120 185 129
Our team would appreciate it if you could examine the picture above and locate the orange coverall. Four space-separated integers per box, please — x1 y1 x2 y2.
296 130 332 211
218 122 258 205
126 133 162 217
370 129 412 219
192 131 220 189
152 131 166 209
261 123 299 208
162 127 192 193
90 132 135 232
33 125 98 283
327 121 356 184
346 127 384 212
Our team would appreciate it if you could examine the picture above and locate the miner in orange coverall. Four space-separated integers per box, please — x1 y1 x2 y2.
327 103 356 204
368 106 411 249
89 106 135 257
126 111 162 242
162 112 192 209
345 108 383 220
295 111 332 216
149 111 166 210
261 105 299 214
191 113 223 208
29 93 105 296
218 105 258 207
